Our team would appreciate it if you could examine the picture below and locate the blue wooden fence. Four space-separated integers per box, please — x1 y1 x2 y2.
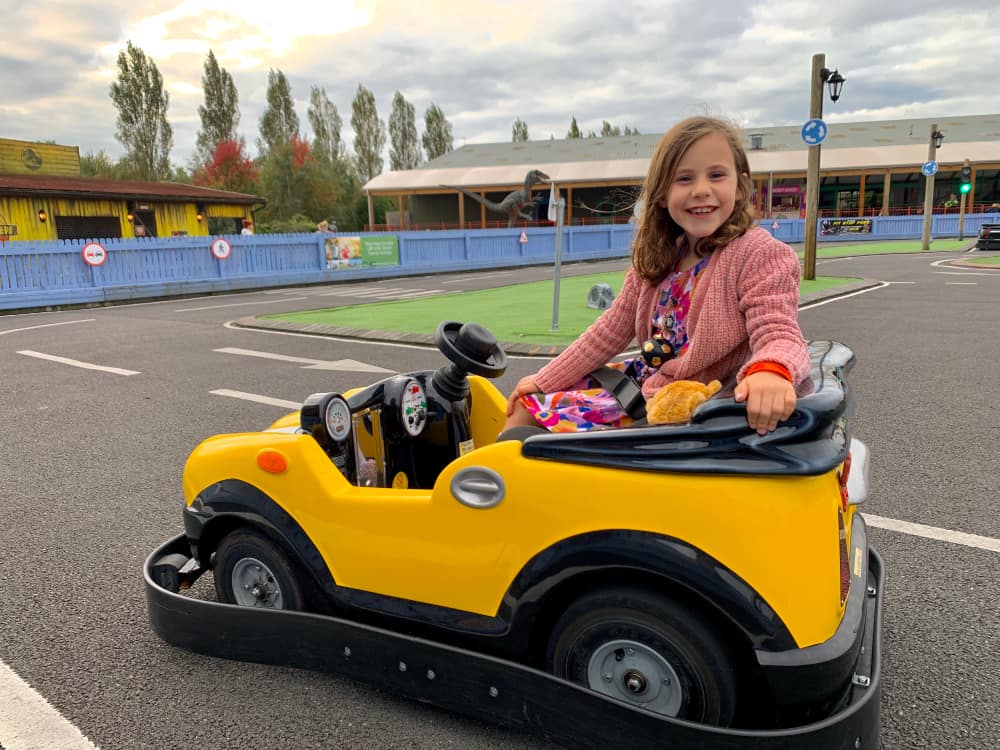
0 215 992 311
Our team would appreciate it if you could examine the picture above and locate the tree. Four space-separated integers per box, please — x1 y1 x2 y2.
193 140 259 195
258 69 299 157
108 41 173 181
422 103 454 160
512 117 529 142
566 117 582 138
351 84 385 182
307 86 345 164
195 49 240 164
80 150 122 179
388 91 421 170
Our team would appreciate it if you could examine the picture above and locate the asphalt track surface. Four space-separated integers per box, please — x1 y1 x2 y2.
0 249 997 749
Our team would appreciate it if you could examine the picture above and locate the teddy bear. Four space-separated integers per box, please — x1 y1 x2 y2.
646 379 722 425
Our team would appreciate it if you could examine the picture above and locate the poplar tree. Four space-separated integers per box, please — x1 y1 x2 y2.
512 117 529 142
307 85 345 164
351 84 385 182
388 91 421 170
108 41 173 180
258 69 299 157
422 103 454 160
195 49 240 164
566 117 582 138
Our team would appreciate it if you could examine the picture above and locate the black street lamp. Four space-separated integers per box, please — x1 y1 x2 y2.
821 68 846 102
932 129 945 149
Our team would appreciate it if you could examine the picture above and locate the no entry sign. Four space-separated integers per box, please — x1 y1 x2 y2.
81 242 108 266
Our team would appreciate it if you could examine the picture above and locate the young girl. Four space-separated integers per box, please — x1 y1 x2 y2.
504 116 811 436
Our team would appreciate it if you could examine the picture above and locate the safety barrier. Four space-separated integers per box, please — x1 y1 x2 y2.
0 224 635 311
0 215 991 311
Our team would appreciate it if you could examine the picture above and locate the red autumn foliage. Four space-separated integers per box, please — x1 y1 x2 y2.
193 140 259 195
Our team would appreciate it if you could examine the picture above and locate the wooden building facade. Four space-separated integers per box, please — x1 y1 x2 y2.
0 138 263 242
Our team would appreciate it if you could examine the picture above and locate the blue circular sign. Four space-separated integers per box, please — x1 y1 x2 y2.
801 118 828 146
921 161 939 177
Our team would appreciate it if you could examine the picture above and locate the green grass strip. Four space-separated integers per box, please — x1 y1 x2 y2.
806 239 968 257
266 272 859 345
960 255 1000 267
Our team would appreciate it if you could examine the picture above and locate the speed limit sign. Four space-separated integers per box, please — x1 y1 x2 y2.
210 237 232 260
81 242 108 266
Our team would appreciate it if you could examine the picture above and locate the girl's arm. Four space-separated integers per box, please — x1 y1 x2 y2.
531 268 643 392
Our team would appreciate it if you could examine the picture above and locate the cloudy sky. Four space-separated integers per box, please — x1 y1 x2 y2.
0 0 996 169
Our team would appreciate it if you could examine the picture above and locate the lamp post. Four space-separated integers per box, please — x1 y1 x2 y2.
802 54 845 280
920 125 944 251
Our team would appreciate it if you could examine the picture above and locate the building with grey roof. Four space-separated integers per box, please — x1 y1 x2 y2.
362 114 1000 230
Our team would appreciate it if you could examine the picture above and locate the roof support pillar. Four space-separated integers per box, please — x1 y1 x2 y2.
881 173 891 216
367 192 374 230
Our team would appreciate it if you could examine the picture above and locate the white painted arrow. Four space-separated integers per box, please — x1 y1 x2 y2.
214 347 394 373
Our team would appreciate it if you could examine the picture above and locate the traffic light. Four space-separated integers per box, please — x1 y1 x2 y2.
959 160 972 194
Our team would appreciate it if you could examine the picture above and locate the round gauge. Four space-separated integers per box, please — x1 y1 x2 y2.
400 379 428 437
323 395 352 442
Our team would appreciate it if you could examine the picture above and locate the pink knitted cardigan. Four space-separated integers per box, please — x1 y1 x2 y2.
533 226 811 399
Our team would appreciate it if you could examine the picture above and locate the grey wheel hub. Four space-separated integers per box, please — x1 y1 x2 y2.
231 556 284 608
586 639 682 716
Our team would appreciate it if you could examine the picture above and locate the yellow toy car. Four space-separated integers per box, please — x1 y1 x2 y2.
146 321 882 749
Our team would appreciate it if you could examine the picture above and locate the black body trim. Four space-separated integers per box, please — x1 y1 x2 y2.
499 530 797 653
520 341 855 476
144 538 884 748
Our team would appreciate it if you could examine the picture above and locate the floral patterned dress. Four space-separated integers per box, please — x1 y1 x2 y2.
522 255 710 432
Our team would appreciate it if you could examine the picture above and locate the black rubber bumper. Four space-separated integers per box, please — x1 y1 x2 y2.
144 536 884 750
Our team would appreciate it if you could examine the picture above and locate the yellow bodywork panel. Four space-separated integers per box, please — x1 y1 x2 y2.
185 376 847 651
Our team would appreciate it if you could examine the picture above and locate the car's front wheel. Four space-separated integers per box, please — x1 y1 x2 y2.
214 528 306 610
545 586 738 726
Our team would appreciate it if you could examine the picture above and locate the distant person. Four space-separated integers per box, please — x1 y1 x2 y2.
241 219 254 235
989 202 1000 213
503 115 810 437
316 220 332 233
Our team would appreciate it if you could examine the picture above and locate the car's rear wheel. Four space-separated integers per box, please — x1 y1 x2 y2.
214 528 306 610
545 586 738 726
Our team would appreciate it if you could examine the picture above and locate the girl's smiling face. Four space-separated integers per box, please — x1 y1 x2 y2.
660 132 742 248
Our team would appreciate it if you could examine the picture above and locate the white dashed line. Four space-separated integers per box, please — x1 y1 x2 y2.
209 389 302 409
175 297 309 312
0 657 100 749
0 319 95 336
17 350 140 376
864 514 1000 554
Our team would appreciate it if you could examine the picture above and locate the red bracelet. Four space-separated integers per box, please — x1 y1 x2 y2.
745 361 793 382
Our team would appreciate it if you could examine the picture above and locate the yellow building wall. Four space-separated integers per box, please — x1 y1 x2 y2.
0 195 250 241
0 139 80 177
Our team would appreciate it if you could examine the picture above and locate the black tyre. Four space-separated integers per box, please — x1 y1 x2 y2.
546 586 738 725
214 528 307 610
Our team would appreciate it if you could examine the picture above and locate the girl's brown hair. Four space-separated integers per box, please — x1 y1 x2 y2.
631 116 756 281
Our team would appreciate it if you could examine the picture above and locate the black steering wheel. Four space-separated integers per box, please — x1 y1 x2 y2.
434 321 508 379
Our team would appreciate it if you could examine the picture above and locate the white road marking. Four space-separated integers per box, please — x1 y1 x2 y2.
210 389 301 409
17 350 140 376
214 346 394 372
0 656 100 749
175 297 309 312
442 271 515 284
0 319 95 337
932 271 996 276
864 514 1000 554
945 282 977 285
799 281 891 311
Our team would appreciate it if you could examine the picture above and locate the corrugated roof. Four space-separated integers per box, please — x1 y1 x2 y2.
365 141 999 193
365 114 1000 194
0 173 262 204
